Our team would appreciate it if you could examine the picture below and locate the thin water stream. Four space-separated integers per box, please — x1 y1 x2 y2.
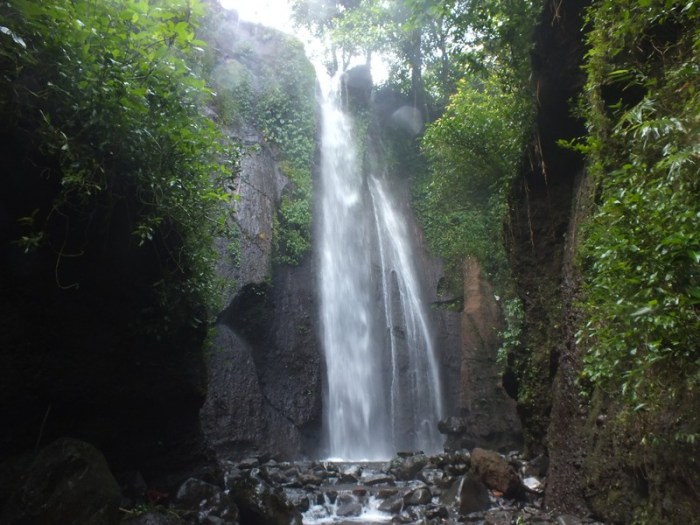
317 72 443 460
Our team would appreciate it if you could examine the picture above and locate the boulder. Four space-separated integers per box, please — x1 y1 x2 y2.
225 468 302 525
341 65 373 111
389 453 429 480
378 495 404 513
440 471 491 515
1 438 121 525
403 486 432 506
362 473 395 486
176 477 238 523
471 448 522 498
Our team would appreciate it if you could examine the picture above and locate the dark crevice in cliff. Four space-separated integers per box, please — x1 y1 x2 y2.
506 0 589 463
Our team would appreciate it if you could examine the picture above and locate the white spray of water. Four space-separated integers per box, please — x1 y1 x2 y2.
318 71 443 460
368 177 444 453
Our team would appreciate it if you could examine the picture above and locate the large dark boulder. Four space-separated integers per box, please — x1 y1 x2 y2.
341 65 373 111
470 448 522 498
200 258 322 461
225 467 302 525
439 471 491 515
1 438 121 525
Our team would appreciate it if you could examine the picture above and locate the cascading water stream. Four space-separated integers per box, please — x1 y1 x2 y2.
368 177 444 453
318 72 443 460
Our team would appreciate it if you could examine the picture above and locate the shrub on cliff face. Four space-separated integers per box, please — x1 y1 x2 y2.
579 0 699 427
202 15 317 266
418 74 533 288
577 0 699 520
0 0 235 329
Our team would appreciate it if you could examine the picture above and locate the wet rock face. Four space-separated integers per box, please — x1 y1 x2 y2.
457 258 523 452
200 268 322 460
1 438 121 525
341 64 373 111
200 16 322 462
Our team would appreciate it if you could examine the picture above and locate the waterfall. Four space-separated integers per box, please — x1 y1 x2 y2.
318 73 443 460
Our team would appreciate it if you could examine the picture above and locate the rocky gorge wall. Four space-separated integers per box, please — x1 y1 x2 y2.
197 8 322 461
0 6 322 503
506 1 698 522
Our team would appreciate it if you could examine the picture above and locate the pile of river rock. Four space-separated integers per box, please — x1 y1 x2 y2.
0 436 604 524
125 448 602 525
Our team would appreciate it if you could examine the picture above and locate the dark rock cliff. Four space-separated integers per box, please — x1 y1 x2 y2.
506 0 606 517
198 11 322 461
458 258 523 453
506 0 588 459
0 6 322 497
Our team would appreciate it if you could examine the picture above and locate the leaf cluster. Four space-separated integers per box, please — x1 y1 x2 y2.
416 56 535 292
254 35 317 266
0 0 236 330
577 0 699 435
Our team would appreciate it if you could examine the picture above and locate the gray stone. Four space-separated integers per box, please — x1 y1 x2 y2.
227 470 301 525
403 486 432 506
284 489 310 512
343 465 363 478
238 457 260 469
362 473 395 486
336 501 363 517
377 487 400 499
389 454 429 480
418 468 450 488
336 493 355 506
440 472 491 515
378 495 404 513
1 438 121 525
299 473 322 486
176 477 238 522
425 504 449 520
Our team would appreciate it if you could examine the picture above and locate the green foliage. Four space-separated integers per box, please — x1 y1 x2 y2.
205 14 317 265
497 296 524 365
575 2 699 518
275 162 313 265
255 37 316 266
411 3 538 405
577 0 699 410
417 72 534 289
210 60 254 127
0 0 235 328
